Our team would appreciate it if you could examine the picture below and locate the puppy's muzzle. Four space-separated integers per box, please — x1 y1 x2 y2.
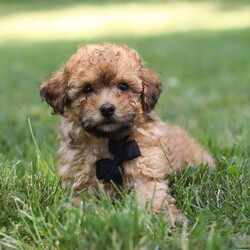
100 103 116 118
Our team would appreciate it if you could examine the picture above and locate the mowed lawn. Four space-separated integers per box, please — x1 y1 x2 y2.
0 0 250 249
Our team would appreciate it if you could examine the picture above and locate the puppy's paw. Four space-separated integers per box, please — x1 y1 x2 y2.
165 195 185 227
165 209 185 228
71 195 83 205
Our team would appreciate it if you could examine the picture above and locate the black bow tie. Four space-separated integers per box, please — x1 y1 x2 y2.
96 137 141 186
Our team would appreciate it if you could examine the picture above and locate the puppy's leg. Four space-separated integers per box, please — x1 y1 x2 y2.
135 179 183 226
161 125 215 171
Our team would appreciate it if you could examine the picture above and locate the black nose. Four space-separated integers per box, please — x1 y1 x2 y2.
100 103 116 117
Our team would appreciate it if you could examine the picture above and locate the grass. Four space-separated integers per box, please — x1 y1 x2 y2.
0 0 250 249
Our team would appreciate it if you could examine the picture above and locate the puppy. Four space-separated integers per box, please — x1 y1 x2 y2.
40 44 215 224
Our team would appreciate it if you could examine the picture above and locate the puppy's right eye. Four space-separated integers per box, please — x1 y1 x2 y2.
83 84 94 94
118 82 129 91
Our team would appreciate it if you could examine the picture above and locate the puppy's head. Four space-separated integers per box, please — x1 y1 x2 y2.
40 44 162 138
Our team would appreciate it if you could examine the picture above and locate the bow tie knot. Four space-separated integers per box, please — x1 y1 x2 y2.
96 137 141 186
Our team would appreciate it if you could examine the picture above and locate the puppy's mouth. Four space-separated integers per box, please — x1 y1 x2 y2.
82 115 135 138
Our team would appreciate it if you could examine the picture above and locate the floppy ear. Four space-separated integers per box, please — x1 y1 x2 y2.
40 70 68 115
140 69 163 113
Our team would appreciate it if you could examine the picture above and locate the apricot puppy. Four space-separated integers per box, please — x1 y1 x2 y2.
40 44 215 224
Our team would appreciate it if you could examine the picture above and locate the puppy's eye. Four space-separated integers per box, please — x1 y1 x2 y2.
118 82 129 91
83 84 94 94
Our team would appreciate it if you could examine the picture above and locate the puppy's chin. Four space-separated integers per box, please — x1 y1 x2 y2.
84 123 131 138
82 116 135 138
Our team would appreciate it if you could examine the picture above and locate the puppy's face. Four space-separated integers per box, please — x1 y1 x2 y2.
40 44 162 138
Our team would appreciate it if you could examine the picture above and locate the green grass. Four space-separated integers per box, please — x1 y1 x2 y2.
0 0 250 249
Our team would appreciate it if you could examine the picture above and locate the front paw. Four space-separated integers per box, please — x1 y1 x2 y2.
165 196 185 227
165 208 185 227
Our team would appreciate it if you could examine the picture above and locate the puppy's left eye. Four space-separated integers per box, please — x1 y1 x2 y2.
83 84 94 94
118 82 129 91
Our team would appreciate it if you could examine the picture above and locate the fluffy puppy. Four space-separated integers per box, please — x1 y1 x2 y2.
40 44 215 224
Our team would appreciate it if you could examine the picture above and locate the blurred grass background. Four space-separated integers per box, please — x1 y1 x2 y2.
1 0 249 163
0 0 250 162
0 0 250 248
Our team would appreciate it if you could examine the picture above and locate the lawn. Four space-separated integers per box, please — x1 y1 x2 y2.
0 0 250 249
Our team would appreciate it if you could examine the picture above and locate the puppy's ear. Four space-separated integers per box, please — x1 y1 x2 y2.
40 70 68 115
140 69 163 113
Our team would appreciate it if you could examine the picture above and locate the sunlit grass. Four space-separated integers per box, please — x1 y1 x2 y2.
0 1 250 43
